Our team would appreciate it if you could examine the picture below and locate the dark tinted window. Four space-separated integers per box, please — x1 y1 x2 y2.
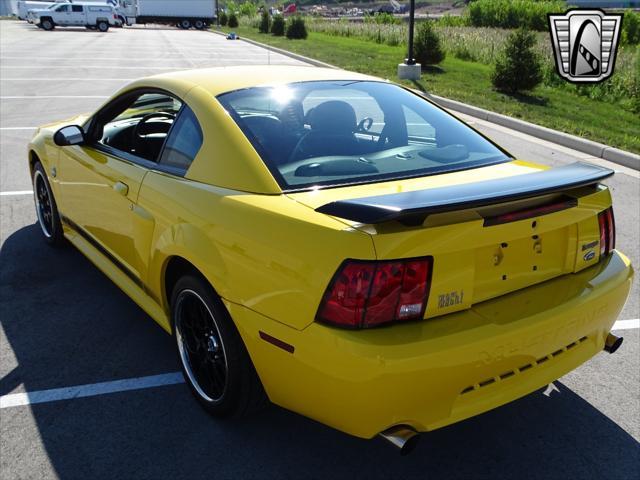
72 5 83 12
218 81 510 191
159 106 203 171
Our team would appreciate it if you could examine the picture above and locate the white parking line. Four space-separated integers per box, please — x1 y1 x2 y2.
1 78 133 81
0 127 37 131
0 190 33 196
0 373 184 409
1 95 108 99
612 318 640 331
1 66 177 70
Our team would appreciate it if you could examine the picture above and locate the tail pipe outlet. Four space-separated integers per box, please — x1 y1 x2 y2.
604 332 623 354
378 425 420 455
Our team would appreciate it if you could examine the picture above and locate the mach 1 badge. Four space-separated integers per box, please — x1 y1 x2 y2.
548 9 623 84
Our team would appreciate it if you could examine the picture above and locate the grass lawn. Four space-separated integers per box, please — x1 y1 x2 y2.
218 26 639 154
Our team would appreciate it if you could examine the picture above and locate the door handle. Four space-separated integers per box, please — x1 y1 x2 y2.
113 181 129 196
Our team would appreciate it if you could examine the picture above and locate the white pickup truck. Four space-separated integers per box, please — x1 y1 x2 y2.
29 2 119 31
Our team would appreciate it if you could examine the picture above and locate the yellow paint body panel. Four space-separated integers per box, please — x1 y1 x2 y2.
27 66 634 440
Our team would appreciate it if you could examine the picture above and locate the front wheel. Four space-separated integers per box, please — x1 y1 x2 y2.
96 21 109 32
41 19 54 30
32 162 64 247
171 275 266 417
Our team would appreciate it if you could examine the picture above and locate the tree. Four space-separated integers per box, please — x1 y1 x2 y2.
492 28 543 93
271 14 285 36
258 10 270 33
414 20 445 65
286 16 307 40
219 11 228 27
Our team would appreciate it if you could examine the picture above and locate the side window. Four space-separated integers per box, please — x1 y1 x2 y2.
72 5 83 12
97 92 182 163
402 105 436 142
159 106 203 171
56 4 69 12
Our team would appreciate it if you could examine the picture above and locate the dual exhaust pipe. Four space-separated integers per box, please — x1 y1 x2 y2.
380 332 623 455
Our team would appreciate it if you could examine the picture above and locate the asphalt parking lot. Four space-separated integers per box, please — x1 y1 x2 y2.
0 20 638 479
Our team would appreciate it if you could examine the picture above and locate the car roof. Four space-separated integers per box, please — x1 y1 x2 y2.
131 65 383 98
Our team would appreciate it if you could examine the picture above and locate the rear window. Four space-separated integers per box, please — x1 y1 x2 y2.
217 81 510 191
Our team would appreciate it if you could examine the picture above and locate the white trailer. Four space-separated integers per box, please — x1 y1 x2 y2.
17 0 65 20
119 0 217 29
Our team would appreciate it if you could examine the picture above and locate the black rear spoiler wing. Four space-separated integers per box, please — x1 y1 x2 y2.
315 162 614 225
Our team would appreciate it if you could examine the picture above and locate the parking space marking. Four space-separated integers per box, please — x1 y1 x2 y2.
1 95 108 99
0 127 36 130
1 78 133 81
0 190 33 197
0 190 33 196
612 318 640 331
0 373 184 409
1 66 178 70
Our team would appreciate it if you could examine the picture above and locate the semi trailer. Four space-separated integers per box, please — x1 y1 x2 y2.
118 0 217 29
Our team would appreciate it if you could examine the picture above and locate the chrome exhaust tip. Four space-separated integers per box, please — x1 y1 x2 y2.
379 425 420 455
604 333 623 354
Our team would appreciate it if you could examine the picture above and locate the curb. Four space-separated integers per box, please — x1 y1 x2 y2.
429 95 640 171
211 29 639 171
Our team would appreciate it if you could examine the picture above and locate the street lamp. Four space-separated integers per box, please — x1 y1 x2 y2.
397 0 421 80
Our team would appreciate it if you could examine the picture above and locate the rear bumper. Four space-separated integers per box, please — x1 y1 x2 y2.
229 250 633 439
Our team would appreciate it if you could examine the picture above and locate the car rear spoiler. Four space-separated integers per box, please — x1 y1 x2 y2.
315 162 614 225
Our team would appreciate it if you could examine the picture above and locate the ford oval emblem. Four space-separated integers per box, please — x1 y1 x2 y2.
584 250 596 261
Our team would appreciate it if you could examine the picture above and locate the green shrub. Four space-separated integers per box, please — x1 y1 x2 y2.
258 10 270 33
219 11 227 27
271 14 285 36
492 28 543 92
467 0 565 31
436 14 469 27
622 10 640 45
286 16 308 40
414 20 446 65
228 13 238 28
238 1 256 17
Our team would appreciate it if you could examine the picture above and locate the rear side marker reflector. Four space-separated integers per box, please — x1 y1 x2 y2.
316 257 433 329
259 331 295 354
483 197 577 226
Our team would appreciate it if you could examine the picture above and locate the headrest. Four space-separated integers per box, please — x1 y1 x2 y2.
308 101 357 134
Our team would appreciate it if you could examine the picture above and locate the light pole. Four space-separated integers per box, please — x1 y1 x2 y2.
397 0 421 80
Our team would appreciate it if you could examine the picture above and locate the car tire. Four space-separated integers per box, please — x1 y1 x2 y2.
97 21 109 32
41 18 54 30
179 19 191 29
194 19 205 29
32 162 65 247
171 275 267 418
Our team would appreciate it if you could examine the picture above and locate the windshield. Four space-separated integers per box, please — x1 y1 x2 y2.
217 81 510 191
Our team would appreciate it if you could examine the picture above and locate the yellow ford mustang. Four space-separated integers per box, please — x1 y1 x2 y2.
28 66 633 453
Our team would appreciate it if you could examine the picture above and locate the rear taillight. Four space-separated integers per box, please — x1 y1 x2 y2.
598 207 615 257
316 257 433 329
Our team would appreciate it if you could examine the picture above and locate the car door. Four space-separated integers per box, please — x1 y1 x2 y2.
54 3 71 25
56 90 184 282
70 4 84 25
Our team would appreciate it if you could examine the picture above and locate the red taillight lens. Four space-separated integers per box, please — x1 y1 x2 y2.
598 207 615 257
316 257 432 329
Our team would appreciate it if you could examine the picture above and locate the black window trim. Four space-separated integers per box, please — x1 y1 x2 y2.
83 87 199 178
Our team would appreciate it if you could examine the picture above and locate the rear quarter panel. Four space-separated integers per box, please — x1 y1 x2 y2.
137 173 375 330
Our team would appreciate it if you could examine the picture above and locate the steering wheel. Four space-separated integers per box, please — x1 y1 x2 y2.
356 117 374 133
133 112 176 139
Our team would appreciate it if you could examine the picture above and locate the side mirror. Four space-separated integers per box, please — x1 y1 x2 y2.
53 125 85 146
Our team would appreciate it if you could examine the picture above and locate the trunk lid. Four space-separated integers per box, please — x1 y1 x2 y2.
288 160 613 319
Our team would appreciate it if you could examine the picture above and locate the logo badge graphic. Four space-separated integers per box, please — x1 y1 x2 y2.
584 250 596 262
548 9 623 83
